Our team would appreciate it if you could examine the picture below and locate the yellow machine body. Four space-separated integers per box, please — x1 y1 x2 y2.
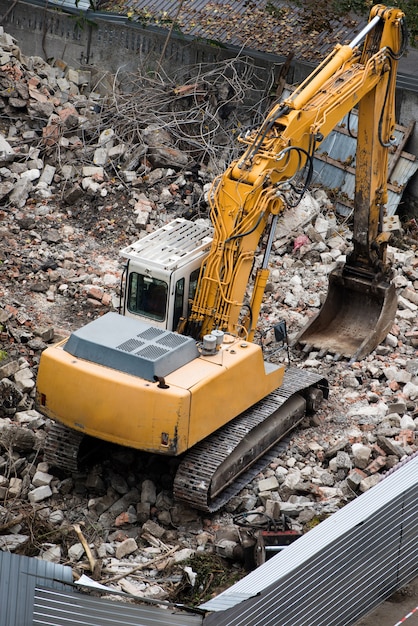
37 332 284 455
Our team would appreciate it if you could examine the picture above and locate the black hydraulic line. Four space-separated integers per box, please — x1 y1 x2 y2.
243 105 290 164
225 211 266 243
386 17 409 60
118 262 128 314
378 58 397 148
275 145 314 207
377 16 407 148
347 109 356 139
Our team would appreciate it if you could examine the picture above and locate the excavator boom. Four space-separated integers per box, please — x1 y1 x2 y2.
188 5 405 357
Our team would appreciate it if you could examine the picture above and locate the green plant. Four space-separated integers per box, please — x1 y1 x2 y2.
172 553 245 606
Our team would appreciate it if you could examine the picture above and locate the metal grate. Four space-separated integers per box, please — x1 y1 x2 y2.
136 344 169 360
157 333 190 348
120 218 213 270
116 338 145 352
138 327 165 341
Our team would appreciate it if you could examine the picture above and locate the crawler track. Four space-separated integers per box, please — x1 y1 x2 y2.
173 367 328 512
44 422 84 473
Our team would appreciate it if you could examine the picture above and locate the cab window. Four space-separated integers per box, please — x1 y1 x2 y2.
189 268 200 301
173 277 185 330
127 273 167 321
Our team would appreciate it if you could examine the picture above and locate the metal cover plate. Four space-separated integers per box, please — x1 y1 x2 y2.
64 312 198 381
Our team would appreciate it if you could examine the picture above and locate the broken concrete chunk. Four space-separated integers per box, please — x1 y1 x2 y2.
32 470 53 487
0 534 29 552
257 475 279 492
115 537 138 559
68 542 85 561
142 519 166 539
0 133 16 164
9 177 32 208
359 474 381 492
28 484 52 503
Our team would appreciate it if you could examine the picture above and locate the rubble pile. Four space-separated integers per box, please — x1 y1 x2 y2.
0 30 417 604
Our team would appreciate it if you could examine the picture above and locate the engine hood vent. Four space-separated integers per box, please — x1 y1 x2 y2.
64 312 198 381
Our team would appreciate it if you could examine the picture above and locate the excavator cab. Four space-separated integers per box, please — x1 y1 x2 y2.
120 218 213 331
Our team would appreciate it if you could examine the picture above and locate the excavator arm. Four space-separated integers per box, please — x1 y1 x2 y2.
186 5 406 354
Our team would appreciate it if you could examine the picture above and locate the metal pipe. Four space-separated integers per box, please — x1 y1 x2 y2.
261 214 279 270
349 14 381 49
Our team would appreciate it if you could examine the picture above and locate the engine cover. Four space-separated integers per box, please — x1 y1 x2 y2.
64 312 199 381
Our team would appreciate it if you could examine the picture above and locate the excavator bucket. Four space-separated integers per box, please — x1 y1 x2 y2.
295 264 397 361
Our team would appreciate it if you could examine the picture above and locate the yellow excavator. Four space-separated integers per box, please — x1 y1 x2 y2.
36 5 406 512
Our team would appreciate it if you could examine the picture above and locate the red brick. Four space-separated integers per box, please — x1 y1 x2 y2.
396 429 415 446
371 444 387 457
101 293 112 306
86 286 104 301
365 456 387 474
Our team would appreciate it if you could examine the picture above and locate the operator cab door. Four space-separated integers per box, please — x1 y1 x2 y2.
125 271 169 328
172 267 200 332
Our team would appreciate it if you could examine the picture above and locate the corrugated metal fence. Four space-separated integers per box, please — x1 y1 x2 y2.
201 454 418 626
3 456 416 625
33 587 203 626
0 552 72 626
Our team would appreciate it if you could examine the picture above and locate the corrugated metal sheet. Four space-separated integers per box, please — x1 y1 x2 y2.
200 454 418 626
312 113 417 216
0 550 202 626
31 1 418 93
33 586 203 626
274 89 418 217
0 551 73 626
47 0 92 9
3 461 417 626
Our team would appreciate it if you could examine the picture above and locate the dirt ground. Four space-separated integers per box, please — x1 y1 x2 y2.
354 578 418 626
